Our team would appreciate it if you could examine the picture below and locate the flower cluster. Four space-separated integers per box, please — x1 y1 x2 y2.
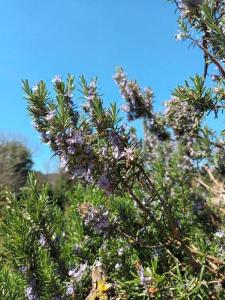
164 77 213 138
135 263 154 296
66 262 88 296
77 203 115 236
25 279 38 300
24 75 140 195
165 97 202 137
114 68 153 120
38 233 47 246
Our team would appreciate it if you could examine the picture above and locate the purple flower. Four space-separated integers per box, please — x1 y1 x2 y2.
25 287 36 300
94 211 110 233
78 203 112 235
52 75 62 84
19 266 29 275
137 266 152 287
97 176 112 195
112 146 120 159
45 110 55 121
85 80 97 102
108 131 122 147
55 134 63 146
114 67 153 120
121 103 131 112
113 68 127 85
101 147 108 156
60 155 68 170
68 146 76 155
66 130 84 145
72 167 86 178
66 283 76 296
32 85 38 93
25 279 38 300
39 234 47 246
65 90 73 98
68 262 87 283
85 168 93 183
121 148 134 161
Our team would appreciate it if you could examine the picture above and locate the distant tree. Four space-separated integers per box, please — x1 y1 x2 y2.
0 141 33 193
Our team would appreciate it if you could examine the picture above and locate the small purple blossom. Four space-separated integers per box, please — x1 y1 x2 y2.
121 103 131 112
65 90 74 98
66 283 76 296
19 266 29 275
68 262 87 283
113 68 127 85
112 146 120 159
101 146 108 156
85 168 93 183
108 131 122 147
85 80 97 103
55 134 63 147
78 203 112 235
121 148 134 161
60 155 69 170
39 234 47 246
72 167 86 178
52 75 62 84
97 175 112 195
66 130 84 145
68 145 76 154
94 211 110 232
25 279 38 300
114 67 153 120
45 110 55 121
32 85 38 93
137 266 152 288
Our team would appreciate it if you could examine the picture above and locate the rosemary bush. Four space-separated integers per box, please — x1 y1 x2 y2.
1 0 225 299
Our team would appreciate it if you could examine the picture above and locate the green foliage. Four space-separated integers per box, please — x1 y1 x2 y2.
1 170 225 299
0 140 33 193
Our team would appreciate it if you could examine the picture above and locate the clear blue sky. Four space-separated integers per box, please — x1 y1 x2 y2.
0 0 215 173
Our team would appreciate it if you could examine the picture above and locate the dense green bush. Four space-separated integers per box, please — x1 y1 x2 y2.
0 171 225 299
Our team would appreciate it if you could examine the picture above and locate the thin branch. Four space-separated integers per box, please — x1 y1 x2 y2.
190 37 225 78
196 178 215 193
